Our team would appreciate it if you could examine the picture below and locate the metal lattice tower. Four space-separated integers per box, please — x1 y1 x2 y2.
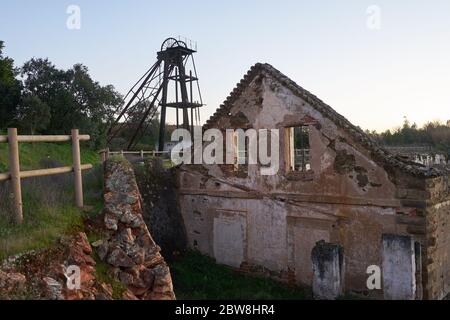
107 37 203 150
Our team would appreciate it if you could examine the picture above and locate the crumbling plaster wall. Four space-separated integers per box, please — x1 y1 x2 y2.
424 175 450 299
178 72 434 294
204 72 417 202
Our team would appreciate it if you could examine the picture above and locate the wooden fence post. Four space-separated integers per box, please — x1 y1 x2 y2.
140 150 144 160
100 149 107 163
71 129 83 208
8 128 23 224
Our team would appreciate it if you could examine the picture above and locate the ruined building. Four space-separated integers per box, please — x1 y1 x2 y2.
176 63 450 299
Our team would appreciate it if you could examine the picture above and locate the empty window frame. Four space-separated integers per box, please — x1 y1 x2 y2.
287 126 311 172
231 129 259 168
236 133 248 165
233 130 254 166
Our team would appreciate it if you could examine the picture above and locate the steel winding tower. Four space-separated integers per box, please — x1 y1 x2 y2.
107 37 203 151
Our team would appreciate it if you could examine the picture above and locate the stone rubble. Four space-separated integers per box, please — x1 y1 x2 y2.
0 270 27 298
0 232 116 300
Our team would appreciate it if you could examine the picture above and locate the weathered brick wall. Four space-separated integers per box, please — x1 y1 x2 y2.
178 63 449 299
425 175 450 299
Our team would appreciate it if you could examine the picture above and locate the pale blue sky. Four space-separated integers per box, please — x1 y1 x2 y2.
1 0 450 131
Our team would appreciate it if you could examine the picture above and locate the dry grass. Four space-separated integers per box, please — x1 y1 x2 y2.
0 159 104 260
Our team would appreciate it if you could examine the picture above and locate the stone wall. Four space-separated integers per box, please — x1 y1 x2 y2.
135 158 187 258
99 157 175 300
424 175 450 299
178 190 422 293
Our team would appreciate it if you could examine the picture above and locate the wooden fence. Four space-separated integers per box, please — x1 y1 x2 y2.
0 128 92 224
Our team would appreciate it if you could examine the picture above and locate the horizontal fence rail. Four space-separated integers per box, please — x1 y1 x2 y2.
0 128 92 224
108 150 171 156
0 164 93 182
107 150 170 155
0 135 90 143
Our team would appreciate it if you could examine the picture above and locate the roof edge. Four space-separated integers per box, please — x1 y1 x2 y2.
203 63 446 178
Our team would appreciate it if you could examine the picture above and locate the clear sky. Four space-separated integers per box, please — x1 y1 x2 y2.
1 0 450 131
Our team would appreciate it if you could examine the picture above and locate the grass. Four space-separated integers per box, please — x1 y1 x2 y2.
0 142 103 260
170 250 311 300
0 141 99 172
0 202 83 260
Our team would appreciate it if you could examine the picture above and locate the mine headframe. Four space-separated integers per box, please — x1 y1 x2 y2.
107 37 203 151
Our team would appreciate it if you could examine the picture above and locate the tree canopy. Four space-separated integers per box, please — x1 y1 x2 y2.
19 58 123 147
0 40 124 147
15 94 50 135
0 41 22 129
367 118 450 156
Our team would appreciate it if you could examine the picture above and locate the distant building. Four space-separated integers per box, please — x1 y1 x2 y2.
383 145 448 167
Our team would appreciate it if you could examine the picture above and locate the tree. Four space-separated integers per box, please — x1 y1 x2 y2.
369 120 450 156
16 94 50 134
0 41 22 129
20 58 123 147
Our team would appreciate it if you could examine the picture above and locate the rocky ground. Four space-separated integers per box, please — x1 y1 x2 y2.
0 231 119 300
